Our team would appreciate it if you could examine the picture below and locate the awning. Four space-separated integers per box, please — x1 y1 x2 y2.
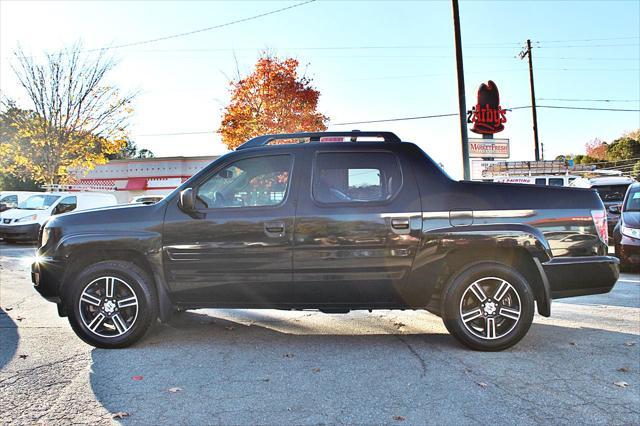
124 177 148 190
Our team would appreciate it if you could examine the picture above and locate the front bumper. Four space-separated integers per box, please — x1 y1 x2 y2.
0 223 40 241
543 255 620 299
619 235 640 265
31 258 65 303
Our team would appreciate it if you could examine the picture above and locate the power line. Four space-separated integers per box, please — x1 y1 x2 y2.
137 131 213 137
536 36 639 43
537 105 640 112
85 0 317 52
538 98 640 103
332 112 459 126
132 104 639 136
536 43 640 48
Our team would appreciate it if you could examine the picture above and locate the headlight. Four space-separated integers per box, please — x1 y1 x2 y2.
40 227 52 247
621 224 640 239
15 214 37 223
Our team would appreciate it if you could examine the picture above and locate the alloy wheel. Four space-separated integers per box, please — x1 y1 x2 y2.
78 276 139 338
459 276 522 340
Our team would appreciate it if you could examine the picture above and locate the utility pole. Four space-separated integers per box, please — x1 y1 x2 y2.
519 39 540 161
452 0 470 180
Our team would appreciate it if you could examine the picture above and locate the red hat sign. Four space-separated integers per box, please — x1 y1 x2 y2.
467 80 507 134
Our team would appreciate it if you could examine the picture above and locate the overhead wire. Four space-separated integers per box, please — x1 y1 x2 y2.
84 0 318 52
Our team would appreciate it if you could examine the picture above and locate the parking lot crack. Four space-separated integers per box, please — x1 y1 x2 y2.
395 335 427 377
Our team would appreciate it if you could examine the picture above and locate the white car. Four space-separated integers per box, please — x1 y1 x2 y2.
0 192 118 242
0 191 43 212
130 195 164 204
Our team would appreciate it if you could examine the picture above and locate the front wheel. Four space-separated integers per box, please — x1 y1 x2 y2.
441 262 535 351
66 260 157 348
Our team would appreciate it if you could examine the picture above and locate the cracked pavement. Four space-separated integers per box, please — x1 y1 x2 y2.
1 242 639 425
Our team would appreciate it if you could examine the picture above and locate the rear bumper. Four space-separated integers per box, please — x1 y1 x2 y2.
543 256 619 299
0 223 40 241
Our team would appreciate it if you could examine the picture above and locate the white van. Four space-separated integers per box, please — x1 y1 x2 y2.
494 175 579 187
0 191 43 212
0 192 118 242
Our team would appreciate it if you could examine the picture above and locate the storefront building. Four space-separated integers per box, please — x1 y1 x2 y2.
69 155 220 203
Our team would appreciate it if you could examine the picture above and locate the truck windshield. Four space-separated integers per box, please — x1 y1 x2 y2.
624 187 640 212
17 194 60 210
594 185 630 202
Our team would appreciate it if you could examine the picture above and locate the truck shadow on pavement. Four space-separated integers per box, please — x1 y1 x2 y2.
89 310 640 425
0 308 19 369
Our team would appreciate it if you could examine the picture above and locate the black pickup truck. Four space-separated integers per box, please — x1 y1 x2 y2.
32 131 619 351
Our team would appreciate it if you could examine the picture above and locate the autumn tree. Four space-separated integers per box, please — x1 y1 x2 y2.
585 138 608 160
2 44 136 185
218 55 328 150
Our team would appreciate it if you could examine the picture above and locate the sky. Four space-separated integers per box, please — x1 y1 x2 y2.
1 0 639 178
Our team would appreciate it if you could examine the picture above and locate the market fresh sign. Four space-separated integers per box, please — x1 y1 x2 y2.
469 138 510 158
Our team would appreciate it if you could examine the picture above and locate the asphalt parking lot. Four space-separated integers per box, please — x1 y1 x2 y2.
0 242 638 425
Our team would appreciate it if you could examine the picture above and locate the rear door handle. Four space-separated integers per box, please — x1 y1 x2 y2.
264 221 285 237
390 218 410 234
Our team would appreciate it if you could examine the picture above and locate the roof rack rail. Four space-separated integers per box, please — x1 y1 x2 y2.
236 130 401 150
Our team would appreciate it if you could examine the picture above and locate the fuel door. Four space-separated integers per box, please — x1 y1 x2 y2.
449 210 473 227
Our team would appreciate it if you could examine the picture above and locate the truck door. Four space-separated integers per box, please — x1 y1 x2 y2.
293 146 422 306
162 152 298 306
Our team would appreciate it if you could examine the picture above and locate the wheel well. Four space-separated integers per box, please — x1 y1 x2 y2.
435 247 550 317
58 249 158 316
64 250 154 286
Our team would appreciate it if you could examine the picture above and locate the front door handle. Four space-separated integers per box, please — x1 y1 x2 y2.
390 218 410 235
264 221 285 237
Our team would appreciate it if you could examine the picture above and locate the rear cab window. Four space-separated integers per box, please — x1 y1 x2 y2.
593 185 630 202
312 152 402 204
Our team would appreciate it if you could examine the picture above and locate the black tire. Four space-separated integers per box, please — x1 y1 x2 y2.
66 260 157 349
441 262 535 351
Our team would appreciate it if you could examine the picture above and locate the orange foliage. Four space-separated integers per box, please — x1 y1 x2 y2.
585 138 607 161
219 55 328 150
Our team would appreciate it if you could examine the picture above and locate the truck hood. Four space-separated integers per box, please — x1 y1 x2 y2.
47 202 166 230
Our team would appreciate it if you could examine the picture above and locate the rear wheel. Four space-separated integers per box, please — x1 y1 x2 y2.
442 262 534 351
66 261 157 348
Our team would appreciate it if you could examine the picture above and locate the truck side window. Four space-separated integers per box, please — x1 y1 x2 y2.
313 152 402 204
196 155 293 208
55 196 77 214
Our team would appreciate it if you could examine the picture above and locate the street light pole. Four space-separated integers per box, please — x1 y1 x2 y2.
452 0 470 180
519 39 541 161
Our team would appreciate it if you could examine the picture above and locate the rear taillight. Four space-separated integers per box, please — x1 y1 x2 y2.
591 209 608 244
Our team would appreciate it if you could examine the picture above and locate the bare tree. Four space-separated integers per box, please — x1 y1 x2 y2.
3 43 137 184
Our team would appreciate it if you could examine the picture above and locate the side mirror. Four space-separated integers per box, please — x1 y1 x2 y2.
609 204 621 214
179 188 196 211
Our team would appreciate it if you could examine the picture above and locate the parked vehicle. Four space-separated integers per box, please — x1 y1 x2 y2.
494 175 579 186
0 192 118 242
570 176 635 236
31 131 619 351
0 191 43 213
131 195 164 204
613 182 640 270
